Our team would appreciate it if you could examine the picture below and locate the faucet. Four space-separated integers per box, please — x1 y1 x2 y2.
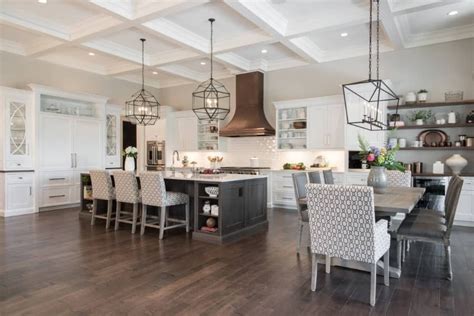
171 150 180 171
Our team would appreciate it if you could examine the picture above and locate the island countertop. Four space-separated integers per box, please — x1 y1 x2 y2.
82 170 267 183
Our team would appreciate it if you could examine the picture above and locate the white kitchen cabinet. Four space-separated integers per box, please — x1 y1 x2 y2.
39 114 74 170
307 104 345 149
74 118 103 170
105 105 121 168
0 172 35 217
145 119 166 142
0 87 34 171
174 111 198 152
271 171 298 208
455 177 474 225
345 172 368 186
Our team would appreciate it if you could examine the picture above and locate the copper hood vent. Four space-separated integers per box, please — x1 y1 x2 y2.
220 71 275 137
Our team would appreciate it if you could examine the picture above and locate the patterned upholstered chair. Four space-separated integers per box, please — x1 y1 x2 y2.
113 171 141 234
322 170 334 184
89 170 115 229
139 172 190 239
306 184 391 306
307 171 322 184
292 172 309 254
386 170 412 187
397 175 463 280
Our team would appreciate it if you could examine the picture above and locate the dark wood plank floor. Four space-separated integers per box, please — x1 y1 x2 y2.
1 208 473 315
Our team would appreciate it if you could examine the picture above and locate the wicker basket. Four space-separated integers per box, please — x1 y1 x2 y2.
445 91 463 102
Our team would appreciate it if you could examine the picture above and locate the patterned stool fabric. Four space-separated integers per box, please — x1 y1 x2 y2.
89 170 115 229
306 184 390 306
112 171 141 234
386 170 412 187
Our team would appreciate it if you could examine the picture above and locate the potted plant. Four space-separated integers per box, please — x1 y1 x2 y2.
417 89 428 102
122 146 137 171
358 135 405 194
409 110 432 126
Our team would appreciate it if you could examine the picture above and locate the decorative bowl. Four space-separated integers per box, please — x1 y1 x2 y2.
205 186 219 197
293 121 307 129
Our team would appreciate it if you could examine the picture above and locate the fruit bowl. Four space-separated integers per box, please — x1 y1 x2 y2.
205 186 219 198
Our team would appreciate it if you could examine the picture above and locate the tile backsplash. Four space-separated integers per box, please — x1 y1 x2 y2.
178 136 345 171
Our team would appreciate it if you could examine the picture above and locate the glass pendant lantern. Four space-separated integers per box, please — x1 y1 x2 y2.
192 18 230 121
342 0 399 131
125 38 160 126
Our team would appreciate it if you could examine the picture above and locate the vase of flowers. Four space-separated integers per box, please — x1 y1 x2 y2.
122 146 137 171
358 136 405 194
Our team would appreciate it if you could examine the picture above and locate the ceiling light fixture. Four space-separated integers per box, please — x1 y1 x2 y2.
342 0 399 131
192 18 230 121
152 71 158 75
88 52 95 56
261 49 268 54
200 61 206 65
447 10 458 16
125 38 160 126
340 32 348 37
38 0 47 3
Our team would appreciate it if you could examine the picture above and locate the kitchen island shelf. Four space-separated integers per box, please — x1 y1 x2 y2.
388 100 474 110
399 147 474 151
390 123 473 130
198 196 219 200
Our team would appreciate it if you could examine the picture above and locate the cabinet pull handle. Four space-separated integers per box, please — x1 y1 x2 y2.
49 195 66 198
18 177 23 180
16 163 21 166
71 153 74 168
49 178 66 181
283 185 293 188
282 197 293 200
29 186 32 196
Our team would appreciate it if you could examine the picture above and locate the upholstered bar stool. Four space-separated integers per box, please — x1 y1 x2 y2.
90 170 115 229
113 171 141 234
292 172 309 254
307 171 322 184
139 172 190 239
322 170 334 184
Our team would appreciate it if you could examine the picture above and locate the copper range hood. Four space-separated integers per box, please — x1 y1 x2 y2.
220 71 275 137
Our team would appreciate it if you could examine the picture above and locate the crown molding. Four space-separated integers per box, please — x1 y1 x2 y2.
0 39 26 55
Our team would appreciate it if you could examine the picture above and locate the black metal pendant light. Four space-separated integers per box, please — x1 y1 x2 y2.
342 0 399 131
192 18 230 121
125 38 160 126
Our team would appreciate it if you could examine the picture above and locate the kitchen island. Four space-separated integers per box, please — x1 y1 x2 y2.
80 171 268 244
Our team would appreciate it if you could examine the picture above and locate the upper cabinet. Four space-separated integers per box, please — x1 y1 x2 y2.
105 105 122 169
0 87 34 170
274 95 345 151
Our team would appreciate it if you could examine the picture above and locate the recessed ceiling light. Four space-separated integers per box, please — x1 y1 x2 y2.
340 32 348 37
152 71 158 75
200 61 206 65
261 49 268 54
447 10 458 16
38 0 47 3
88 52 95 56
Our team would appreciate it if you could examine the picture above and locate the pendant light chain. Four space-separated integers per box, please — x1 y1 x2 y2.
141 38 145 90
368 0 373 81
209 18 214 80
376 0 380 80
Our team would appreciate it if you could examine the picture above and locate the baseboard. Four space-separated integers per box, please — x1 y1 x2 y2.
39 203 80 212
0 208 37 217
454 220 474 227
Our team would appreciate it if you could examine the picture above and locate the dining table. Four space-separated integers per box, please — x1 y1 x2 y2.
308 186 426 279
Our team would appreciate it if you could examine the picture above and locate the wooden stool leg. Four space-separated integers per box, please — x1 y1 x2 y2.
159 206 167 240
115 202 121 230
132 203 138 234
91 199 97 225
185 202 190 233
141 205 148 235
106 200 113 229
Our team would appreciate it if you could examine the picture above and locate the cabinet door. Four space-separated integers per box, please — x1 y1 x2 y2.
307 106 327 149
146 119 166 142
105 113 121 168
5 93 33 168
74 119 103 170
326 104 345 148
176 117 198 151
455 192 474 222
7 183 33 210
40 114 74 169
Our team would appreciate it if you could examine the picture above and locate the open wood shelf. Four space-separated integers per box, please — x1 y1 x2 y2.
390 123 474 130
199 213 218 218
399 147 474 151
388 100 474 110
198 195 219 200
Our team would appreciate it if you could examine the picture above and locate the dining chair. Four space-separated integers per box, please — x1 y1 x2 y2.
89 170 115 229
396 175 463 280
306 184 391 306
113 171 141 234
322 169 334 184
386 170 412 187
292 172 309 254
139 172 190 239
307 171 322 184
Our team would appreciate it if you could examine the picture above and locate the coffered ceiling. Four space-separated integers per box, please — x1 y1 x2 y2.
1 0 472 88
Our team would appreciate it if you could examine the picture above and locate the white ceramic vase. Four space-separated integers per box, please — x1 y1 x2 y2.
417 92 428 102
445 154 467 175
124 156 135 171
416 119 424 125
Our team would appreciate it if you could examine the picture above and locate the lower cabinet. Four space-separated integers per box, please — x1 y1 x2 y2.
455 177 474 224
39 170 81 208
345 172 368 186
0 172 35 217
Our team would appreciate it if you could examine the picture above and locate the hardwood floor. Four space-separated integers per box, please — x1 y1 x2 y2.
1 208 473 315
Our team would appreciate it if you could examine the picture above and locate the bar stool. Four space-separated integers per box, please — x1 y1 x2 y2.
113 171 141 234
139 172 190 239
89 170 115 229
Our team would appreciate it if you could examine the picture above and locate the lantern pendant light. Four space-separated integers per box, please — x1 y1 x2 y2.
342 0 399 131
125 38 160 126
192 18 230 121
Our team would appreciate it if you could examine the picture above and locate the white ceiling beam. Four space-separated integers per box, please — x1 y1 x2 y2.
157 65 206 82
0 39 26 55
379 0 404 49
81 39 143 64
214 52 250 71
149 50 200 67
0 12 69 40
388 0 465 15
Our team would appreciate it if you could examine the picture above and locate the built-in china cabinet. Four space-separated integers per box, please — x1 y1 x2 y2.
105 105 122 169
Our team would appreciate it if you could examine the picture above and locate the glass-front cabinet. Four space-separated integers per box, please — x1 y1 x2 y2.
105 105 121 168
1 88 33 170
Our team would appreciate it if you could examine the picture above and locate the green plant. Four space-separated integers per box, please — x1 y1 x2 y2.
81 174 91 185
409 110 432 122
418 89 428 93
